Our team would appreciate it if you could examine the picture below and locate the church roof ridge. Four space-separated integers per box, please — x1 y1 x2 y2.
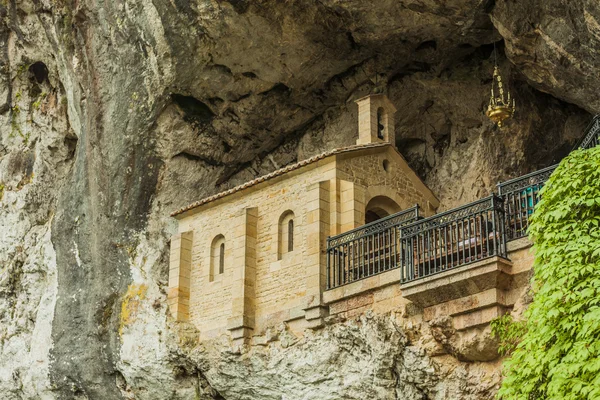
171 142 390 217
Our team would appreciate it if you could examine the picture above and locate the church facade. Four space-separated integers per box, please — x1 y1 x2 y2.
168 94 440 344
165 94 600 350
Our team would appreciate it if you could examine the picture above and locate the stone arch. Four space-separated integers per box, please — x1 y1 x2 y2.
210 234 226 281
366 185 412 208
278 210 295 259
365 195 402 223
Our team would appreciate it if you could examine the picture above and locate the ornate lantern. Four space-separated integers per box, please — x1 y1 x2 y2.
486 65 516 127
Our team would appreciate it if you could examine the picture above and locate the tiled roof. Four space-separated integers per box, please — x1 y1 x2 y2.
171 142 390 217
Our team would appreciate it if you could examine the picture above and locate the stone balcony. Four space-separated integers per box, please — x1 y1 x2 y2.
323 238 534 331
324 188 536 331
400 256 513 330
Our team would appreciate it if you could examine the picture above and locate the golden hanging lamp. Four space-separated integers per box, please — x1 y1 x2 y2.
486 62 516 127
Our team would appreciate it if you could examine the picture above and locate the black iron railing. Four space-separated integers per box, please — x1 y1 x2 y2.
326 205 419 289
324 115 599 288
399 196 507 283
497 164 557 241
496 114 600 241
578 115 600 150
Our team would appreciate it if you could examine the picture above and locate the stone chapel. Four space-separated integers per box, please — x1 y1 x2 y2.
168 93 537 346
168 93 440 343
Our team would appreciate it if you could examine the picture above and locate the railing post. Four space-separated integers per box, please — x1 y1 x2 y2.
491 195 498 258
326 237 331 290
408 236 414 281
492 195 507 258
499 198 508 258
401 235 406 283
400 234 406 283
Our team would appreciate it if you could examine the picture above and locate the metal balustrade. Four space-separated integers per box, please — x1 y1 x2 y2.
326 205 419 289
324 115 600 288
400 196 507 283
578 115 600 150
497 164 557 241
496 114 600 241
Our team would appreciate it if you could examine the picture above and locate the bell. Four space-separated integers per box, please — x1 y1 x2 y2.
377 122 385 139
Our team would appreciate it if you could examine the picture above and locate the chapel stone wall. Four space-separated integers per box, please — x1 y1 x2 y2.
168 146 441 343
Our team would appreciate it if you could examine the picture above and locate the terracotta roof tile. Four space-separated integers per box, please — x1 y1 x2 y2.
171 142 389 217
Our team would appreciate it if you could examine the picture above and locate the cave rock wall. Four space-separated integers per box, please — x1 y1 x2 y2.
0 0 597 399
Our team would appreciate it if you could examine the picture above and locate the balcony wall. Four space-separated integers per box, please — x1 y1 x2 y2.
324 238 535 330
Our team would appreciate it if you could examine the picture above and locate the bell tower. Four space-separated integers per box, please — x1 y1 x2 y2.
355 93 397 145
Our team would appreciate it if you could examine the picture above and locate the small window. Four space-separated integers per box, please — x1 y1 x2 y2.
219 243 225 274
382 159 389 172
278 211 295 259
210 234 226 281
288 219 294 252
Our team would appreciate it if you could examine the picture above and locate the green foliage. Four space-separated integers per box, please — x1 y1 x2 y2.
491 314 527 356
498 146 600 399
15 64 28 77
32 92 47 110
10 105 22 138
10 104 29 145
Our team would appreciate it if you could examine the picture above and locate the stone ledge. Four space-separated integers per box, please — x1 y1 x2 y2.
400 256 513 308
227 315 255 331
229 326 253 342
453 305 508 331
284 305 305 322
506 237 532 252
506 238 535 288
322 268 400 305
425 288 513 331
424 288 509 321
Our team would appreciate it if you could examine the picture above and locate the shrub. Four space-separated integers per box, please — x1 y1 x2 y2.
498 146 600 399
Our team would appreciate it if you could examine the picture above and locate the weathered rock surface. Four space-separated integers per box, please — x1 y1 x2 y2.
492 0 600 114
0 0 597 399
117 312 502 400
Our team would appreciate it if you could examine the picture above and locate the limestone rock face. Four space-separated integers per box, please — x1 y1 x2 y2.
492 0 600 114
0 0 597 399
118 313 502 400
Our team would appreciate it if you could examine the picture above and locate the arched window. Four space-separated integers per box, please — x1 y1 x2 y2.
366 209 388 224
364 197 402 274
210 234 226 281
377 107 386 140
288 219 294 252
365 196 401 224
219 243 225 274
278 211 295 260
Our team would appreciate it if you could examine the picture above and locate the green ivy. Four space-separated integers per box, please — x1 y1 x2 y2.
498 146 600 399
491 314 527 357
